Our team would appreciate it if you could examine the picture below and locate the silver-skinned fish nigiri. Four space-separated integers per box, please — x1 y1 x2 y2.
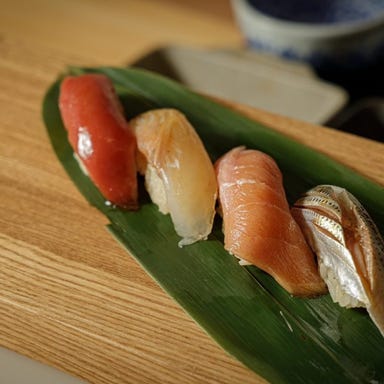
292 185 384 337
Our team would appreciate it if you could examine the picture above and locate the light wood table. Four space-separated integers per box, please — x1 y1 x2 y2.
1 1 383 383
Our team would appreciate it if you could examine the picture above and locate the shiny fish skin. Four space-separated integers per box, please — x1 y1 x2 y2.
292 185 384 336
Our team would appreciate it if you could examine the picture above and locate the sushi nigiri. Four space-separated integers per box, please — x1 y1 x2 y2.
215 146 326 296
292 185 384 336
130 108 217 247
59 74 138 209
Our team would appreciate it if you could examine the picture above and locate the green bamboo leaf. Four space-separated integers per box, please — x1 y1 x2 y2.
43 67 384 384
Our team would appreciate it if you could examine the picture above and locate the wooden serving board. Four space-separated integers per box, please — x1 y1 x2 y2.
1 1 384 383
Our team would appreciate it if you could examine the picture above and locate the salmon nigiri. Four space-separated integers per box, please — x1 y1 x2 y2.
130 109 217 247
215 146 326 296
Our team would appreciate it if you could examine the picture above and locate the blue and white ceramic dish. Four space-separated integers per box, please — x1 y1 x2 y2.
232 0 384 71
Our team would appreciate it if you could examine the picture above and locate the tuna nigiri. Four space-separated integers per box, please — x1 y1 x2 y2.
130 108 217 247
59 74 138 209
215 146 326 296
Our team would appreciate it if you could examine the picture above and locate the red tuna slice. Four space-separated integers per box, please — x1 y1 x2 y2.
59 74 138 209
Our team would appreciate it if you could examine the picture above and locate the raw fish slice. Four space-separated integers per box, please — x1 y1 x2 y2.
215 146 326 296
292 185 384 336
59 74 138 209
131 109 217 247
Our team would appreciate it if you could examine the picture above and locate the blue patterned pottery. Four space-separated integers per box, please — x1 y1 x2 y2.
232 0 384 70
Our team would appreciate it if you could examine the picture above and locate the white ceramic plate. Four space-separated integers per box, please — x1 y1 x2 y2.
132 46 348 124
0 347 85 384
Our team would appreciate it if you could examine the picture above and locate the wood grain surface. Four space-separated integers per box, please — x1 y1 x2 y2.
1 1 383 384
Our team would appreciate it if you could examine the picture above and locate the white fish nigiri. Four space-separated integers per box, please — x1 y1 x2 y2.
130 108 217 247
292 185 384 336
